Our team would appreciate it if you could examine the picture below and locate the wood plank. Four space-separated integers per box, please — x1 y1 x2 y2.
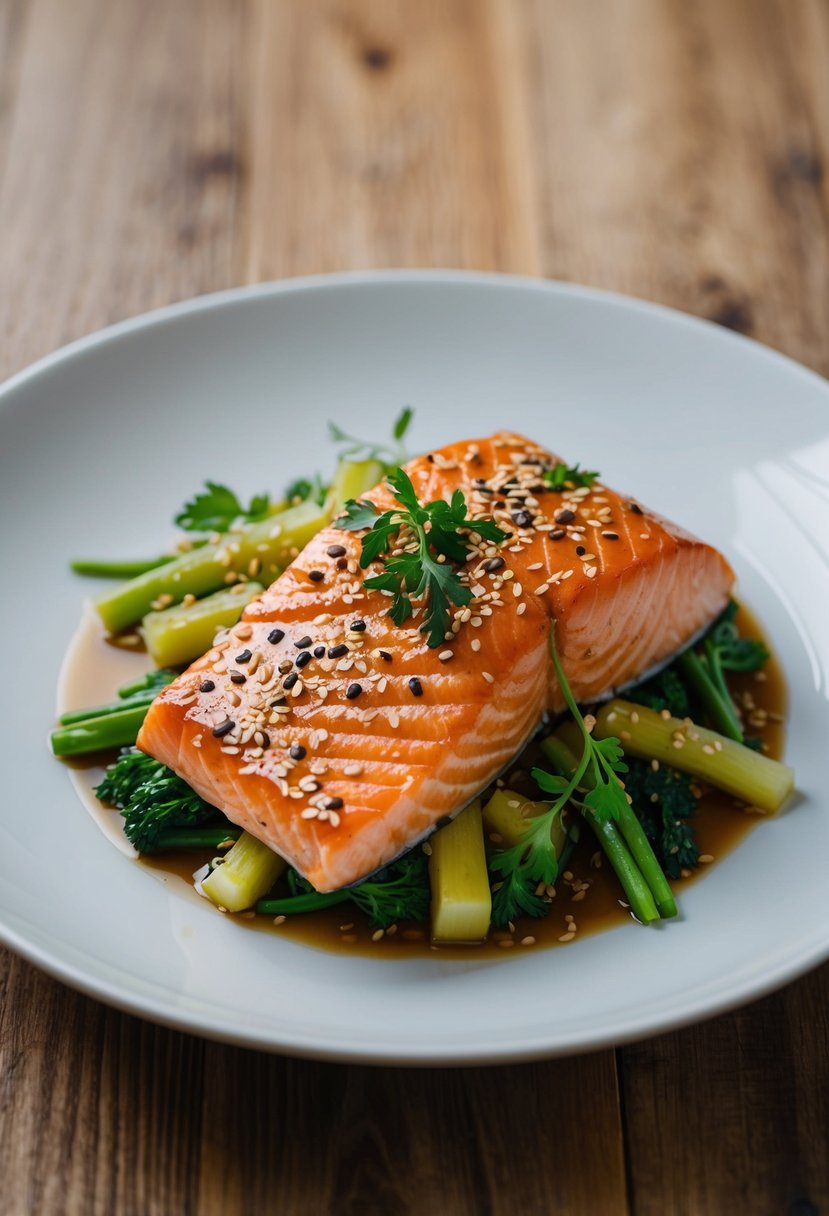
522 0 829 373
0 0 247 379
195 1048 625 1216
242 0 541 280
620 965 829 1214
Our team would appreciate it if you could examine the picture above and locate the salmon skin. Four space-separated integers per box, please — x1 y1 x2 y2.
137 432 733 892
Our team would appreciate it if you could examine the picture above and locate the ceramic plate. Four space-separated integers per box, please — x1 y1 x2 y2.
1 271 827 1064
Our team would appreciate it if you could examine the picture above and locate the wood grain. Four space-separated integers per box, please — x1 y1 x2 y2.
1 1 829 1213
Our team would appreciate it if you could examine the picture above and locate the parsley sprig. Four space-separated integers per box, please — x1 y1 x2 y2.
175 481 271 533
329 406 414 467
489 626 677 926
336 467 507 648
543 462 600 490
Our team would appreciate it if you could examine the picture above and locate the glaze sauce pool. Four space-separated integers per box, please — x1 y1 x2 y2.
60 603 787 959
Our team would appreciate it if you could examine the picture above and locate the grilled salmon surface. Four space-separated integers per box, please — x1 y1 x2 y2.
137 432 734 891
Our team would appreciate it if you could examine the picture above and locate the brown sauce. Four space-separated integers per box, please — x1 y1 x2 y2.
59 602 787 959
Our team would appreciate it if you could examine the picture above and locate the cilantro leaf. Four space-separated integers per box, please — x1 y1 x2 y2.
328 406 414 467
544 462 600 491
336 499 385 532
175 481 272 533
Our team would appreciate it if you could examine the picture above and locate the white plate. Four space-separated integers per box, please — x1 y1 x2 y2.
1 271 827 1065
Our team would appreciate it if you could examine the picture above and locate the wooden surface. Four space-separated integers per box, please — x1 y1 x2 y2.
1 1 828 1212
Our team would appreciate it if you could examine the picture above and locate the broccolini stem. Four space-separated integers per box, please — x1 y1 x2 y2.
117 672 176 698
152 827 242 851
59 692 157 726
255 891 350 916
540 734 662 924
676 649 744 742
71 556 174 578
50 704 149 756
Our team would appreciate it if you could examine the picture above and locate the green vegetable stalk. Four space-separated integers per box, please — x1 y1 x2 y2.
142 582 264 668
594 700 794 814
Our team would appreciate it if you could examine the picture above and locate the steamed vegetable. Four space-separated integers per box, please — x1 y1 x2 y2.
142 581 263 667
201 832 286 912
95 749 230 852
428 801 492 944
594 700 794 813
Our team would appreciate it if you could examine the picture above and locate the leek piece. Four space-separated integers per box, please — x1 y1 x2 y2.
142 582 264 668
594 700 794 814
94 499 326 633
201 832 287 912
483 788 568 854
428 800 492 944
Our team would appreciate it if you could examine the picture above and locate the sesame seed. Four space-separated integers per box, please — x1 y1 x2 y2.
268 629 285 645
326 544 347 557
378 650 393 663
212 719 235 738
308 569 324 582
483 556 505 573
470 638 481 651
290 744 306 761
482 671 495 684
350 619 366 632
438 650 454 662
295 636 312 649
295 651 312 669
300 807 319 820
328 643 348 658
283 672 299 690
344 762 363 776
533 583 549 596
327 796 344 810
516 602 527 615
313 645 326 658
511 582 523 598
520 936 536 946
346 683 363 699
371 929 384 942
408 677 423 696
602 531 619 540
199 680 215 693
699 854 715 864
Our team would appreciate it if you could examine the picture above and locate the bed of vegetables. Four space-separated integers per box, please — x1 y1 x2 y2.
51 413 795 947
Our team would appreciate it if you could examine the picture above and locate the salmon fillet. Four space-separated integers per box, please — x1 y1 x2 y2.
137 432 733 891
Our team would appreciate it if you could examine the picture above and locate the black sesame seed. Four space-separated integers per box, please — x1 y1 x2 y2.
308 569 324 583
234 649 252 663
629 502 644 515
483 556 505 573
290 744 306 761
326 544 347 558
529 484 546 494
378 650 393 663
313 645 326 658
327 796 344 810
346 682 363 699
576 545 586 556
551 528 566 540
295 635 312 649
199 680 215 693
493 500 506 509
554 508 576 524
270 696 287 707
408 677 423 697
426 454 435 463
295 651 312 669
350 620 366 632
473 477 487 486
212 719 235 738
336 557 348 570
328 643 348 658
229 670 246 684
603 531 619 541
268 628 285 645
260 734 270 750
511 510 534 528
283 672 299 690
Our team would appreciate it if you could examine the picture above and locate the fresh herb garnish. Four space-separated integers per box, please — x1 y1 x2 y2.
329 405 413 466
489 626 676 926
336 467 507 648
175 481 271 533
544 462 600 490
284 472 328 507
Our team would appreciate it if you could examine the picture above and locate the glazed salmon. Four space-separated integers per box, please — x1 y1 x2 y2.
137 432 733 891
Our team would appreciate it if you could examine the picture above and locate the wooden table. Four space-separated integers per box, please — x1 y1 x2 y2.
2 2 828 1212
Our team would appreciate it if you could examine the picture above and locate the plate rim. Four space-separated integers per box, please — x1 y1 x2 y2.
3 268 827 1065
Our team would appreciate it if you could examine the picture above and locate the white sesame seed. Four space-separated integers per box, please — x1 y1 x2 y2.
482 671 495 684
533 583 549 596
438 649 453 662
516 603 527 615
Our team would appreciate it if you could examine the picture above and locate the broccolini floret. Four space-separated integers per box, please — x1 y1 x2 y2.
622 759 700 878
96 749 228 853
